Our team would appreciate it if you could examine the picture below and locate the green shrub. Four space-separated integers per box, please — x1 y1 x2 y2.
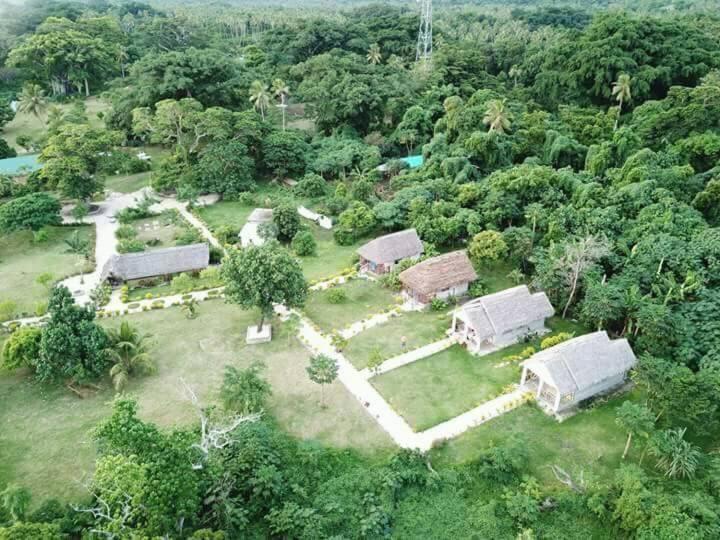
291 230 317 256
541 332 573 350
118 239 145 253
175 228 202 246
34 301 48 317
171 273 193 293
0 300 17 322
430 297 448 311
151 300 164 309
294 173 327 198
468 280 488 298
326 288 347 304
115 224 137 240
145 293 153 300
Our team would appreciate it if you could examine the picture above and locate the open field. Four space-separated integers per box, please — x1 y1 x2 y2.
131 211 198 249
0 302 392 503
372 344 519 431
343 310 451 369
370 317 588 431
196 200 256 233
0 225 95 319
303 279 399 334
433 395 633 484
3 97 109 152
104 171 151 193
298 223 360 281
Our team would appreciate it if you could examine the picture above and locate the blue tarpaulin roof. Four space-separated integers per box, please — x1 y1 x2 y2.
0 154 41 175
401 155 424 168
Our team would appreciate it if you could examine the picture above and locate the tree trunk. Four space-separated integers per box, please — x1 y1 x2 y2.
257 311 265 331
84 78 90 97
622 432 632 459
562 264 580 318
121 63 125 79
281 107 286 131
614 98 622 131
320 383 325 407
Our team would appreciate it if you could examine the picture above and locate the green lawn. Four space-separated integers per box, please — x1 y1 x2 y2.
196 200 255 233
477 260 523 294
372 344 520 431
433 394 634 484
344 310 451 369
104 171 151 193
370 317 588 431
297 223 360 281
0 226 95 319
0 302 392 504
303 279 400 334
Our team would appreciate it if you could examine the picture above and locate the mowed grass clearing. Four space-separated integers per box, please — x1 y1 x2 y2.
343 310 452 369
0 225 95 319
370 317 588 431
0 302 392 504
3 97 109 151
298 224 360 281
432 394 633 484
303 279 400 334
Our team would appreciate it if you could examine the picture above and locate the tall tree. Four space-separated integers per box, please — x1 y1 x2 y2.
0 192 61 233
220 242 308 330
249 80 270 120
16 83 47 119
271 78 289 131
611 74 632 131
616 402 655 460
366 43 382 65
483 99 513 134
37 286 109 388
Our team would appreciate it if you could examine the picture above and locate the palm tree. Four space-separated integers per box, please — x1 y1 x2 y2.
117 46 129 79
105 321 154 392
509 65 523 87
649 428 702 479
248 80 270 120
611 74 631 132
483 98 513 134
17 83 47 120
367 43 382 65
271 78 290 131
182 298 199 319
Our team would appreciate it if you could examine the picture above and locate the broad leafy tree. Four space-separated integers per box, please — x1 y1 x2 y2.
0 192 61 233
306 354 338 407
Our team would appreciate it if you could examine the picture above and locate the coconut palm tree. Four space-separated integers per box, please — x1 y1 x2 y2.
105 321 154 392
509 65 523 87
248 80 270 120
611 74 631 131
367 43 382 65
17 83 47 120
271 78 290 131
117 46 129 79
483 99 513 134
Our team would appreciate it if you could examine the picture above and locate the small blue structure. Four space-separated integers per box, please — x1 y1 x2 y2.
377 154 424 172
0 154 41 176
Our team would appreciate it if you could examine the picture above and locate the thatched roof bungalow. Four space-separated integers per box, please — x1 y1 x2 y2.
452 286 554 352
399 250 477 305
101 243 209 282
357 229 424 274
521 331 637 414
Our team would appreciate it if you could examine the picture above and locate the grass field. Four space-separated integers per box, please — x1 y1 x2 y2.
372 344 520 431
298 224 360 281
343 310 451 369
303 279 399 334
433 394 633 484
3 97 109 152
131 211 196 250
370 317 588 431
0 226 95 319
104 171 151 193
0 302 392 504
196 200 256 233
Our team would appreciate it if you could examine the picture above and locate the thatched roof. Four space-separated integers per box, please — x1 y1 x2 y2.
399 250 477 295
247 208 273 223
101 243 209 281
358 229 423 264
458 286 554 339
522 331 637 395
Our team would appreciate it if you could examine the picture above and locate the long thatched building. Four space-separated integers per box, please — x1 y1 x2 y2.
101 243 210 283
398 250 477 305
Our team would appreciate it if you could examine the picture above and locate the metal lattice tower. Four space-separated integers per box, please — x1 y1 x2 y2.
416 0 432 64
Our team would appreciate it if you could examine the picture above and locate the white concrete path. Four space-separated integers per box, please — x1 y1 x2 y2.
360 337 456 379
59 188 154 306
154 196 223 250
417 388 527 449
339 307 403 339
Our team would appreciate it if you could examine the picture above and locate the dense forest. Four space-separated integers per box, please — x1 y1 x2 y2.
1 0 720 538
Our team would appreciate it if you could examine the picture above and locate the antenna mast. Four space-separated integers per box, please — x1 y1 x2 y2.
416 0 432 65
